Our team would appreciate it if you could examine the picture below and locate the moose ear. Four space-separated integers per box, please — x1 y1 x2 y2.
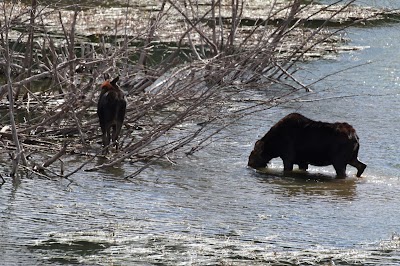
111 76 120 86
254 140 264 153
103 73 110 81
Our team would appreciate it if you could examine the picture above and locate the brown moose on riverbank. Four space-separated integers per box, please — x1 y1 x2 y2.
97 74 127 154
248 113 367 178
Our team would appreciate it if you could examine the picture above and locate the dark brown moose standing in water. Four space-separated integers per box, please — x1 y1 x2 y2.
97 74 127 154
248 113 367 178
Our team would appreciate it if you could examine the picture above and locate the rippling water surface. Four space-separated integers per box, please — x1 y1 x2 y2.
1 2 400 265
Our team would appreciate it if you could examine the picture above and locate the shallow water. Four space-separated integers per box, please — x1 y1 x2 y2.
1 3 400 266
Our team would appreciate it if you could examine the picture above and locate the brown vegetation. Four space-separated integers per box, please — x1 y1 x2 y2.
0 0 392 178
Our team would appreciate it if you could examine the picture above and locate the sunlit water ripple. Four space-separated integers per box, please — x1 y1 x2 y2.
1 1 400 265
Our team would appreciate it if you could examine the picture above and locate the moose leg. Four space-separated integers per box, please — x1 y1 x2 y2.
298 163 308 171
333 163 347 179
349 158 367 177
102 128 111 154
283 160 294 172
111 124 121 150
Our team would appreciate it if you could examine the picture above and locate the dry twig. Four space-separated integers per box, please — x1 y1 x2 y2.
0 0 385 178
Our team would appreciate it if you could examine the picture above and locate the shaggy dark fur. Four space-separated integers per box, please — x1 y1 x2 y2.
248 113 367 178
97 75 127 154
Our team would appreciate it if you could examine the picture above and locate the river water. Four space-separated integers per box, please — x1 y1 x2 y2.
1 2 400 266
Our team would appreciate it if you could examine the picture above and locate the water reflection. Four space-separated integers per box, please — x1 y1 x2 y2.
253 168 358 199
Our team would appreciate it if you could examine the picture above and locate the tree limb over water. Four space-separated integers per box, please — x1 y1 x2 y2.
0 0 395 179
